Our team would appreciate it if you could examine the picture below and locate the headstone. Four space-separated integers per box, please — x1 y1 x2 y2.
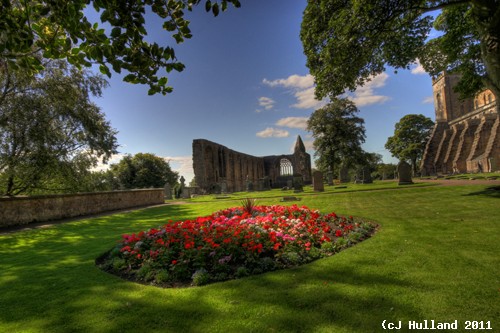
312 171 324 192
327 170 334 186
397 161 413 185
164 183 172 200
357 166 372 184
293 176 303 193
287 179 293 189
339 166 350 183
180 187 190 199
246 177 254 192
262 176 271 191
220 181 227 193
361 166 373 184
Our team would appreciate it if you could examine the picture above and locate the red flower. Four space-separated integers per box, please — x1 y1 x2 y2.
171 260 178 265
335 230 342 237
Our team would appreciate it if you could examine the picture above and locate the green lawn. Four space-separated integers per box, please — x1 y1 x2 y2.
0 184 499 332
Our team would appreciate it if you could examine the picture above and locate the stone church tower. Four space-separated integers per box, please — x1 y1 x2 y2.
420 73 499 174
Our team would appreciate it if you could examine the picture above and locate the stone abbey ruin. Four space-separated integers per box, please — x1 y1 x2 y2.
193 136 312 193
421 73 499 175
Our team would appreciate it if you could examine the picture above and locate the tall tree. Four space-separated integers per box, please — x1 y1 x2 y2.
301 1 500 103
0 59 118 196
385 114 434 174
110 153 179 189
307 98 366 173
0 0 241 95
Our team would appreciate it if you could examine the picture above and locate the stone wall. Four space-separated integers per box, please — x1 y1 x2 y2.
421 72 499 175
0 189 165 228
193 136 312 193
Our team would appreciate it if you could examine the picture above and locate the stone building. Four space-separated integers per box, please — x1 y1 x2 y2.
421 73 499 175
192 136 312 193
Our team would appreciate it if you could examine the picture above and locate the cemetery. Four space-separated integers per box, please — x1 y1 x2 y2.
1 1 499 332
1 178 499 332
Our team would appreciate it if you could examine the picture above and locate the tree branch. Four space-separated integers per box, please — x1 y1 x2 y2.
412 0 472 14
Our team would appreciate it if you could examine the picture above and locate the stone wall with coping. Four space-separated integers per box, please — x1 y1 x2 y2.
0 188 165 228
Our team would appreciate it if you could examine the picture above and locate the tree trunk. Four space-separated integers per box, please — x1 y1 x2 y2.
6 174 14 196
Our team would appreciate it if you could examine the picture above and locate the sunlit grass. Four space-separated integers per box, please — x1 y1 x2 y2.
186 180 432 202
0 184 499 332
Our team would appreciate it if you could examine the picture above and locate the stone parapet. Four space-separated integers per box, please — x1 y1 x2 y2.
0 189 164 228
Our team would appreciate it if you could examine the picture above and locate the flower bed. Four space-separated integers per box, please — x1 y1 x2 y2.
98 203 377 287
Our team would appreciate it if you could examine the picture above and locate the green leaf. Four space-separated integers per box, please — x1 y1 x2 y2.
110 27 121 38
212 3 219 16
205 0 212 12
99 64 111 78
158 77 168 86
163 21 177 32
123 74 137 83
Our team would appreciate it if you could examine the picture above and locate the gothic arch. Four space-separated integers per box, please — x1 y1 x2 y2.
280 158 293 176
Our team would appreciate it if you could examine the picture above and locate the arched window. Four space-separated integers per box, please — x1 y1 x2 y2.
280 158 293 176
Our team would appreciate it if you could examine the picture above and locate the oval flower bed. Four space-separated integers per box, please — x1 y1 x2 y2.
98 201 377 287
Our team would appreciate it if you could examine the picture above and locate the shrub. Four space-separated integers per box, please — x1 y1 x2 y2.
192 269 211 286
155 270 170 284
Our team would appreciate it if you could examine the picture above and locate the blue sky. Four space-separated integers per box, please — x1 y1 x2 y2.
91 0 436 182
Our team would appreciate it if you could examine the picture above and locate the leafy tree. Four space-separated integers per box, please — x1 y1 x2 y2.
307 98 366 173
110 153 179 189
385 114 434 174
301 1 500 102
357 152 383 171
0 59 118 196
0 0 241 95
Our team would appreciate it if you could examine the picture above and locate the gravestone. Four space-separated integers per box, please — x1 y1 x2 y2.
397 161 413 185
339 166 350 183
364 167 373 183
246 176 254 192
355 166 373 184
287 179 293 189
327 170 334 186
312 171 324 192
262 176 271 191
293 176 303 193
220 181 227 193
164 183 172 200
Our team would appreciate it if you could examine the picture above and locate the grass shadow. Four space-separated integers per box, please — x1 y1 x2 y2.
463 186 500 198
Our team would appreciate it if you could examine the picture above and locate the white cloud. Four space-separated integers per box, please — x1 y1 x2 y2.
263 74 326 110
263 74 315 89
411 60 427 75
346 73 391 106
163 155 194 182
303 139 315 151
258 96 275 110
91 153 127 171
276 116 309 130
422 96 434 104
263 72 390 109
256 127 290 138
292 86 328 109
